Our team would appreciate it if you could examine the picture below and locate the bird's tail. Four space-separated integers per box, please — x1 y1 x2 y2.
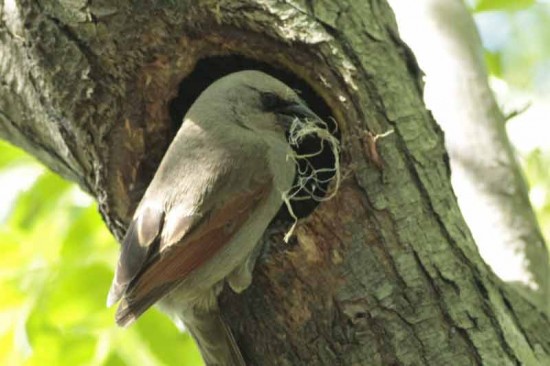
184 308 246 366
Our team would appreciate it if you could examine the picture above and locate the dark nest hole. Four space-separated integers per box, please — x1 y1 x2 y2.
169 55 340 227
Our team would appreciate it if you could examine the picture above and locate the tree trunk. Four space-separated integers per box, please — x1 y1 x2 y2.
389 0 549 311
1 0 549 365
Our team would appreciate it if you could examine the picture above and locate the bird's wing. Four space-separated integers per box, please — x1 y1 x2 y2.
110 167 273 327
107 203 165 307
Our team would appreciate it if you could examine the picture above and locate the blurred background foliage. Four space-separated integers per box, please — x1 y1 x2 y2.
0 0 549 365
0 140 202 366
471 0 550 241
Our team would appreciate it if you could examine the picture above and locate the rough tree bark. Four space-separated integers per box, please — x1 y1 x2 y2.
389 0 549 311
1 0 549 365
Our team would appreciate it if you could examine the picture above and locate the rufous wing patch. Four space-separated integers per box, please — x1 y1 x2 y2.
115 178 273 326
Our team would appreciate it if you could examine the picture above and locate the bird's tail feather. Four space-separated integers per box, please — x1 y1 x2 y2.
184 309 246 366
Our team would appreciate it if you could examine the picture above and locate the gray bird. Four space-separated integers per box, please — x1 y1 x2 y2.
107 70 323 365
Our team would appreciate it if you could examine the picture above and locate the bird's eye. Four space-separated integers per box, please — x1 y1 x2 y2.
260 92 291 111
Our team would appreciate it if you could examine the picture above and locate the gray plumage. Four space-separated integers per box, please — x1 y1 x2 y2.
107 70 322 365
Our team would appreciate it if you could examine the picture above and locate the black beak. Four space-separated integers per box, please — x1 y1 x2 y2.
279 102 320 120
276 102 323 129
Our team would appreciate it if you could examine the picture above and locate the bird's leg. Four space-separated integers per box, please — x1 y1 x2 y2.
226 241 264 293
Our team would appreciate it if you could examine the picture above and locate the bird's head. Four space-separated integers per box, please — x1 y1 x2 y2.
188 70 323 135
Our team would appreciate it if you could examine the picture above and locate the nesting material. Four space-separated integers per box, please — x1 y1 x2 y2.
282 117 341 242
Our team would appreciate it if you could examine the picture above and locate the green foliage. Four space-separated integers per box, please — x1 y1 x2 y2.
523 150 550 241
474 0 535 12
0 140 202 366
471 1 550 243
473 1 550 92
0 142 35 170
484 50 502 78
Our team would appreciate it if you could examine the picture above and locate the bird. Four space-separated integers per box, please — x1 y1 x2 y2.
106 70 325 365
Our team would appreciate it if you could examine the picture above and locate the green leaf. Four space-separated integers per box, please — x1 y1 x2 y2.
475 0 535 12
8 172 72 230
484 50 502 77
0 140 37 169
43 264 114 328
25 326 96 366
104 353 127 366
136 310 203 366
60 204 118 268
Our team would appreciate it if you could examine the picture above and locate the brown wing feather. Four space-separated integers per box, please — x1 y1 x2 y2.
107 204 165 306
115 178 273 326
